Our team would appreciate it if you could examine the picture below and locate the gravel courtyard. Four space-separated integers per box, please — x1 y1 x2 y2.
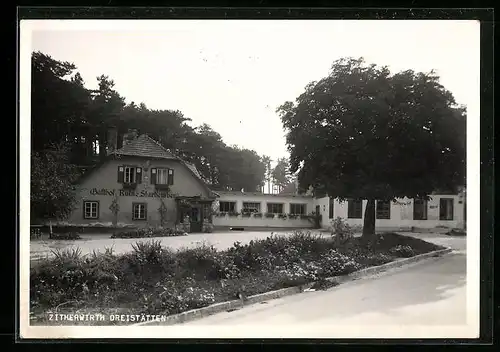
29 229 464 265
29 229 325 263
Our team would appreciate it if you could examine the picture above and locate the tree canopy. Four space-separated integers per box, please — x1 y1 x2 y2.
278 57 466 236
271 157 293 193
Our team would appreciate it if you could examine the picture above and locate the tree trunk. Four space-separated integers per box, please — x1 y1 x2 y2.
362 199 376 238
98 129 107 161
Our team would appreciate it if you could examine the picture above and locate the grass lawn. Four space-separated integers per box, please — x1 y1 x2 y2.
30 231 444 326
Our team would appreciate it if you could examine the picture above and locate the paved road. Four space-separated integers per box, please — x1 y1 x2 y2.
185 236 467 327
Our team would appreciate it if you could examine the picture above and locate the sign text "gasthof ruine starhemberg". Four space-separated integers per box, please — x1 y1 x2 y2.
89 188 171 198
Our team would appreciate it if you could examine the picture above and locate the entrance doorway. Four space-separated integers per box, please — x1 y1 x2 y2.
315 205 321 228
190 206 202 233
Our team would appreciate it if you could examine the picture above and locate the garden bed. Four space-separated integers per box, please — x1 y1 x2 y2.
110 227 187 239
30 231 444 326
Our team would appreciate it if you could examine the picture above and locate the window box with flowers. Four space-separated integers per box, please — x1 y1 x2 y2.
241 212 252 218
154 183 170 190
278 213 288 220
123 183 137 190
300 214 311 220
228 212 240 217
253 213 263 218
217 212 227 217
265 213 275 219
288 214 299 220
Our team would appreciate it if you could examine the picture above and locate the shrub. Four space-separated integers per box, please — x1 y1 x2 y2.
30 249 120 308
330 217 355 246
225 241 268 272
51 232 82 240
110 227 186 239
141 283 216 316
176 244 230 280
319 249 362 276
265 213 275 218
371 232 443 253
354 252 394 267
51 247 83 262
389 244 415 258
131 240 164 265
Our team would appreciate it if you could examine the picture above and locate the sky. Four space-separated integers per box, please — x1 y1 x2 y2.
27 20 480 164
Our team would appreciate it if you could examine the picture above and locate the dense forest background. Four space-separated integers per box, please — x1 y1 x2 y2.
31 52 294 222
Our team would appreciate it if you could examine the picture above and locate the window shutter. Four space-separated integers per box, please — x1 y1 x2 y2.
117 166 124 183
168 168 174 185
136 167 142 184
150 168 157 185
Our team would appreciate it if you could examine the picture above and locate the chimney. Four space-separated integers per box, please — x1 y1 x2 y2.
106 127 118 155
122 129 138 147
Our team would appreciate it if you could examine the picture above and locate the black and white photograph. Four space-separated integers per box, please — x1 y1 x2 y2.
19 17 480 339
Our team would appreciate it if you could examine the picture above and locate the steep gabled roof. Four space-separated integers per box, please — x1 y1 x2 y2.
184 161 204 180
104 134 217 199
111 134 177 160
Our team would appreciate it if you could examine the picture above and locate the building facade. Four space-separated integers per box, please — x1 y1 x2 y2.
212 193 465 231
60 134 465 233
65 134 217 232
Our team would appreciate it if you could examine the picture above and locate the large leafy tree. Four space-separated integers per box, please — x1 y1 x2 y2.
31 143 80 223
213 145 267 192
31 51 92 155
87 75 126 161
261 155 272 193
278 57 466 237
271 157 293 193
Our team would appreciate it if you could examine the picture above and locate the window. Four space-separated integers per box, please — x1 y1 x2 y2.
219 201 236 213
439 198 454 220
83 201 99 219
290 203 306 215
124 166 136 183
348 199 363 219
267 203 284 214
376 200 391 219
413 199 428 220
242 202 261 213
328 197 335 219
118 165 142 184
157 168 169 184
151 168 173 186
132 203 147 220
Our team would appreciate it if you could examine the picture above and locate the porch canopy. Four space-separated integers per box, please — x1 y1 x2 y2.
175 195 216 226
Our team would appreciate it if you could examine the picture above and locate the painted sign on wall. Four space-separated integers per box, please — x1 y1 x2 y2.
88 188 171 198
